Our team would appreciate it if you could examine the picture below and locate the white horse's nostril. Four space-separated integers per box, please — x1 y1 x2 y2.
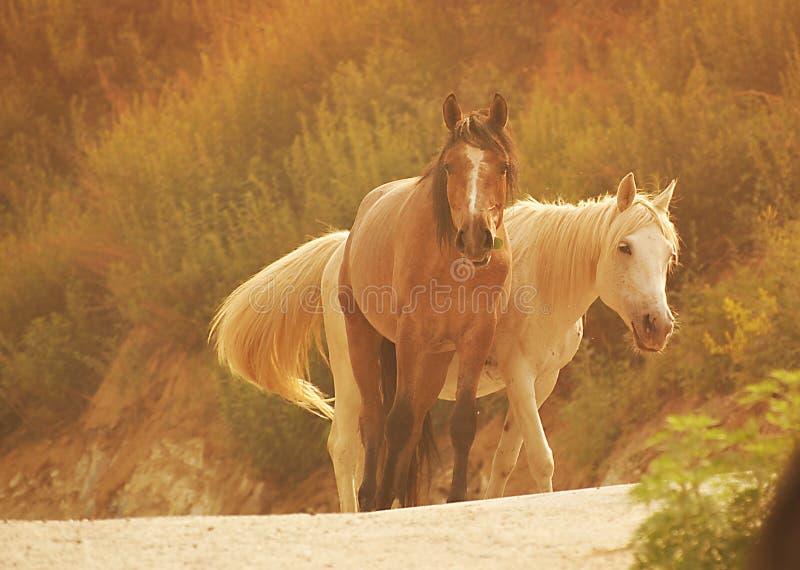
643 314 653 335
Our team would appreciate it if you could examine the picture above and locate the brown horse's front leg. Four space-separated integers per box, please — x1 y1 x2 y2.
377 343 452 509
448 321 496 503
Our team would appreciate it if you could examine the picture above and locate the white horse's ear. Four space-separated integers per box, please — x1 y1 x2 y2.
617 172 637 212
653 179 676 212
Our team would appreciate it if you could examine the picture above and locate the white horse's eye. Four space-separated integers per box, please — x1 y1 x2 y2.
618 242 632 255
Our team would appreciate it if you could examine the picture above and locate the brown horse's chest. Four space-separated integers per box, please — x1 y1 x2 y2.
397 247 511 346
344 177 511 346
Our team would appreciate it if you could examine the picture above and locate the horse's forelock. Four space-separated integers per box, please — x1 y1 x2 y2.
453 112 517 169
612 196 680 257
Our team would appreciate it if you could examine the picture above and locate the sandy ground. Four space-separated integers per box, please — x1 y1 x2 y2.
1 484 651 570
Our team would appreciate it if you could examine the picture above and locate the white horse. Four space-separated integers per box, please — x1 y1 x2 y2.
211 172 679 512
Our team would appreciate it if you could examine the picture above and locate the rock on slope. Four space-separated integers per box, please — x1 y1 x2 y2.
0 332 277 519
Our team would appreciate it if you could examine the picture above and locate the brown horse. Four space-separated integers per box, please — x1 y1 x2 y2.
338 93 518 510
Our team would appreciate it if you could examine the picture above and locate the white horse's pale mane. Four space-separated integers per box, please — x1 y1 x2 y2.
506 192 679 311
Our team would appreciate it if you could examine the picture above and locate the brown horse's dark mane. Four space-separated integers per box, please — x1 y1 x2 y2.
420 109 519 248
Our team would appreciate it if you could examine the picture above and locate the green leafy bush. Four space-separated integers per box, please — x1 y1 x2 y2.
0 281 114 435
105 189 298 349
215 355 333 482
555 344 635 476
630 370 800 569
0 0 244 227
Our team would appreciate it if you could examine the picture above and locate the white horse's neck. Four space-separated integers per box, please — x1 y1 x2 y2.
506 198 617 327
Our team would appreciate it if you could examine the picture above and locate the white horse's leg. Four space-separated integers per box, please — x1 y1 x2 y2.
484 407 523 499
326 338 362 513
484 367 560 498
322 247 362 513
502 357 556 493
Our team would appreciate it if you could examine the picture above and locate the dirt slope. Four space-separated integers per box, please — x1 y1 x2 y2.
0 333 280 519
1 484 651 570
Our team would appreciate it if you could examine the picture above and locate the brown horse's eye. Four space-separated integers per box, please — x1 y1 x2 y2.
500 162 510 175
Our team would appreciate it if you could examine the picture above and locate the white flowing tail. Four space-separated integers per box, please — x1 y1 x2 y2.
210 231 349 419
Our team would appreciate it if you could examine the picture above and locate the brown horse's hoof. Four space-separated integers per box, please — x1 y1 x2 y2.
375 488 395 510
358 489 376 512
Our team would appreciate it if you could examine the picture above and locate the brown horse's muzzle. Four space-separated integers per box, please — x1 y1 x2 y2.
455 219 494 263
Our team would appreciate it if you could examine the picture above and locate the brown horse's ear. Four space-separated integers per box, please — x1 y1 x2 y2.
443 93 462 131
488 93 508 130
617 172 637 212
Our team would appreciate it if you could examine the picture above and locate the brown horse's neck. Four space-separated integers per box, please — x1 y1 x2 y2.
416 165 456 249
409 175 457 259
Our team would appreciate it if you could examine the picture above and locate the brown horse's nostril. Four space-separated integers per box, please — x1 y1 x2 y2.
456 230 465 252
483 229 493 250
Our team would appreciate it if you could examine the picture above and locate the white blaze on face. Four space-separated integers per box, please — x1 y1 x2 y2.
465 145 485 215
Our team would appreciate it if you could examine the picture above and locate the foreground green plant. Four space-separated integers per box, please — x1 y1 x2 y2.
630 370 800 569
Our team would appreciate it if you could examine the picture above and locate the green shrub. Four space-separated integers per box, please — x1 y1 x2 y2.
105 189 298 349
556 344 635 476
0 0 245 227
516 0 800 267
0 281 114 435
215 355 332 482
630 370 800 569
